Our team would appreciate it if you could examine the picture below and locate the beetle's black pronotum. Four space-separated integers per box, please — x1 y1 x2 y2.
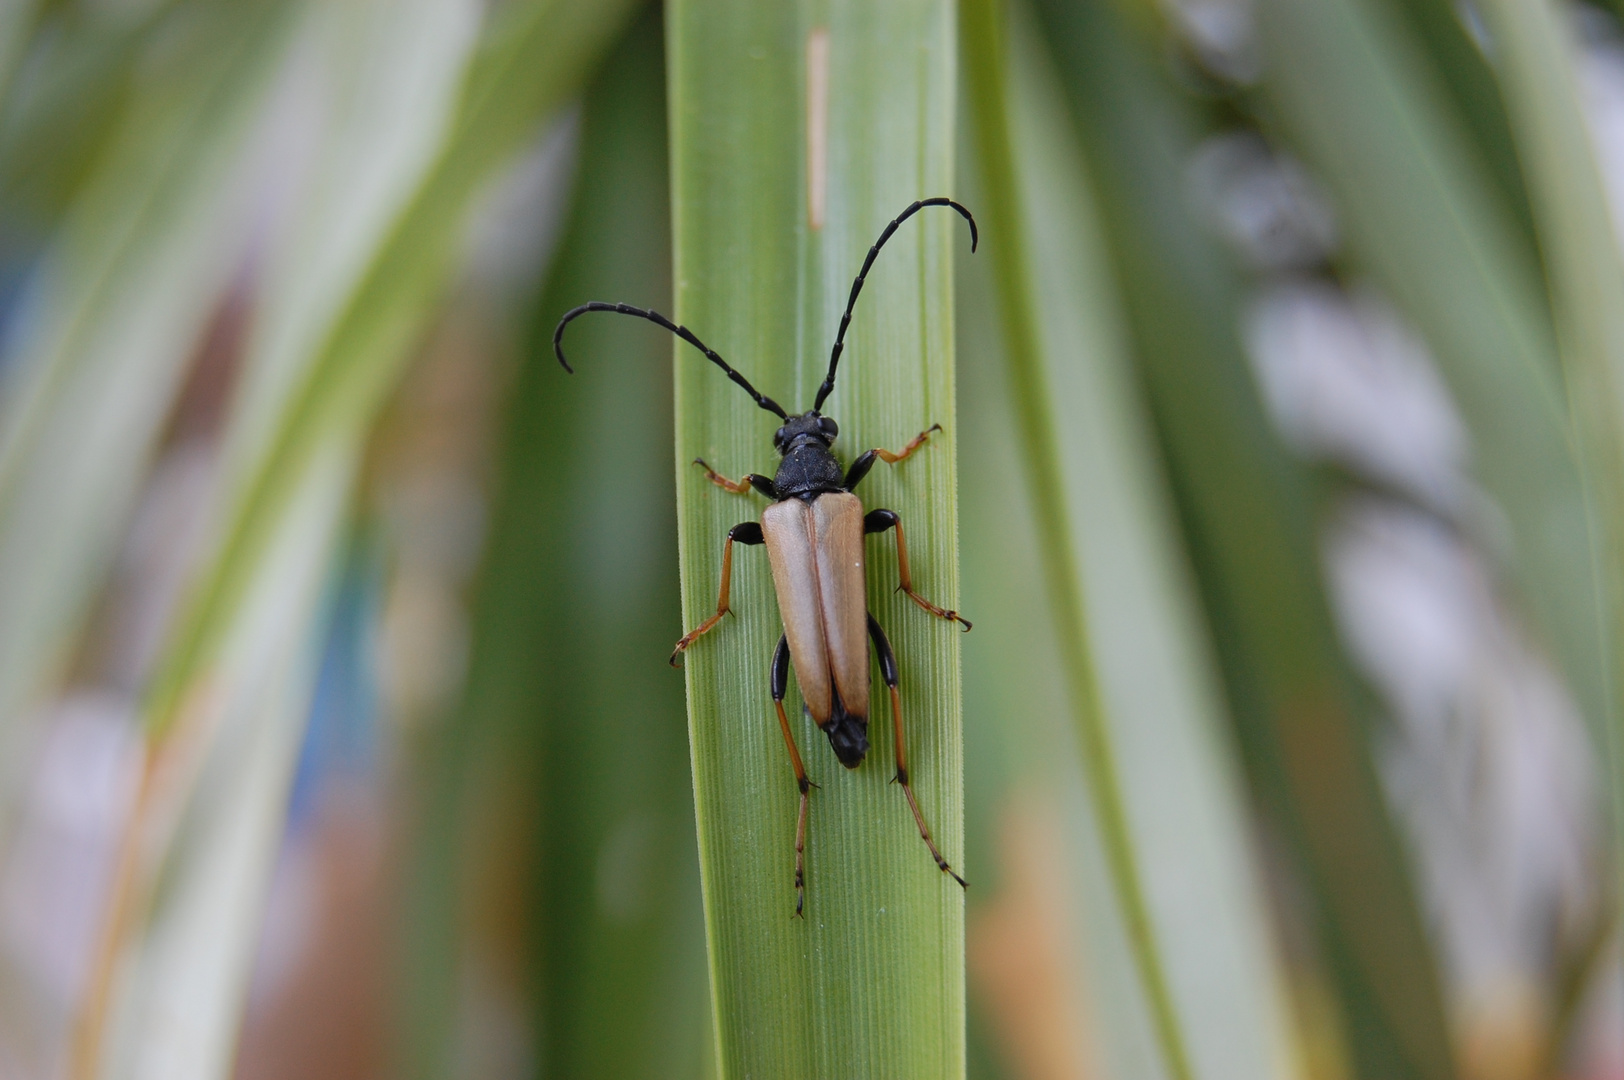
554 197 976 915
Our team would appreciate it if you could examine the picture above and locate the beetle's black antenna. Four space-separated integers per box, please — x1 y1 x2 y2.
814 198 978 412
555 301 789 419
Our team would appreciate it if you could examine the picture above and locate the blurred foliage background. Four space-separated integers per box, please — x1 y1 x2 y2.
0 0 1620 1079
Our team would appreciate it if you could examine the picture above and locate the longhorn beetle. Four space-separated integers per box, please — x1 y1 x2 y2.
553 198 975 915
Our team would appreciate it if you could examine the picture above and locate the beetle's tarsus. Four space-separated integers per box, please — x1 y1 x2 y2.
695 458 759 495
870 622 967 893
674 523 762 663
866 508 970 629
672 610 725 659
902 586 973 631
794 855 806 916
772 643 815 923
873 423 941 465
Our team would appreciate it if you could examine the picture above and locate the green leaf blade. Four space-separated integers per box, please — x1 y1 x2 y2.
669 2 965 1076
962 4 1302 1079
1025 1 1461 1077
1469 0 1624 920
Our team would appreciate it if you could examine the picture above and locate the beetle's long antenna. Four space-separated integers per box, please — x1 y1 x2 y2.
555 301 789 419
814 198 977 412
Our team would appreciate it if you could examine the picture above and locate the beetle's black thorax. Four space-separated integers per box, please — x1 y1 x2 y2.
773 437 843 500
772 412 845 501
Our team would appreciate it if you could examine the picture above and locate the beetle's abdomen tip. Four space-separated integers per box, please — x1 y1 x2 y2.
822 713 869 769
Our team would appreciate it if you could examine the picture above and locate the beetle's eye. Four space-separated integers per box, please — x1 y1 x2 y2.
819 417 838 440
774 427 788 449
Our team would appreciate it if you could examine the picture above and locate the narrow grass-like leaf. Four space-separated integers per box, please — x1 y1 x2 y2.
668 2 965 1074
961 3 1298 1078
0 0 43 109
0 0 202 227
95 435 356 1080
956 183 1113 1080
62 0 641 1072
515 19 709 1073
1468 0 1624 928
61 0 482 1071
405 12 710 1077
1363 0 1540 260
0 0 292 846
960 2 1185 1076
1253 0 1607 781
1025 2 1458 1077
144 0 640 734
1257 0 1624 1013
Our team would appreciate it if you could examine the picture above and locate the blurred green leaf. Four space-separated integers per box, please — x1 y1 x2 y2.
1362 0 1540 265
146 0 641 734
18 0 643 1072
0 0 197 226
1470 0 1624 928
0 0 292 847
961 2 1299 1078
1024 1 1458 1077
1254 0 1606 772
0 0 44 108
52 0 489 1072
668 0 965 1074
401 10 711 1077
98 436 356 1080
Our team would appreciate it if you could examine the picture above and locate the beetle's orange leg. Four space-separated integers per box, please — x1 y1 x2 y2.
862 508 972 630
876 422 943 464
868 613 966 888
693 458 779 499
670 522 764 665
771 634 817 916
843 423 942 492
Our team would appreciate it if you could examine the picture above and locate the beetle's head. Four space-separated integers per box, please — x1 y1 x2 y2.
772 411 838 456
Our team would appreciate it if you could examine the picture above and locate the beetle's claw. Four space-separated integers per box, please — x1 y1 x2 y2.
933 852 969 888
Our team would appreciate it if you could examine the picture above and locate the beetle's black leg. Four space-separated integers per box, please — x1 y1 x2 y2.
844 423 942 492
868 613 967 888
863 509 972 630
670 522 765 664
771 634 815 917
844 452 878 493
693 458 778 499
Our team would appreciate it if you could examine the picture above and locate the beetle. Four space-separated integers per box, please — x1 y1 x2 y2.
553 198 976 915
